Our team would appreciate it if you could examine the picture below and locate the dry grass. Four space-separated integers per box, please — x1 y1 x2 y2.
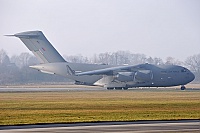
0 90 199 125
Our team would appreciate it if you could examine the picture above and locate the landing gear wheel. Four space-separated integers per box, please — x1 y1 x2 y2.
115 87 123 90
107 87 114 90
181 85 186 90
123 87 128 90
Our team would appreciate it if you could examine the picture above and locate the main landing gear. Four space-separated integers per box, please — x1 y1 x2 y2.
107 87 128 90
181 85 186 90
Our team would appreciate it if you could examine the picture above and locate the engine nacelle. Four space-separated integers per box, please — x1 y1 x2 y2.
115 70 153 82
134 70 152 81
115 72 134 82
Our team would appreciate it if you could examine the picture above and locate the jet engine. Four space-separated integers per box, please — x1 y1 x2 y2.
115 70 153 82
115 72 134 82
134 70 153 81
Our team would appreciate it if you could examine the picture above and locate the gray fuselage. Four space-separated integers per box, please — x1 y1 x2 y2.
30 62 195 88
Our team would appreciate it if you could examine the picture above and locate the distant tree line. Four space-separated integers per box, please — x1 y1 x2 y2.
0 49 199 85
0 49 70 85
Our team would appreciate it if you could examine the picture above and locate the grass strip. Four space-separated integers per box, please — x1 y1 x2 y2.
0 91 199 125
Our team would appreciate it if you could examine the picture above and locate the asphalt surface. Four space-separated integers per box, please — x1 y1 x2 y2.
0 87 104 92
0 120 199 133
0 87 199 92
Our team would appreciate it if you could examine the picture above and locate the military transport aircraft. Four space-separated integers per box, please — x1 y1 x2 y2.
7 31 195 90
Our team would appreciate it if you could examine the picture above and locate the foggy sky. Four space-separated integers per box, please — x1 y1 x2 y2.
0 0 200 61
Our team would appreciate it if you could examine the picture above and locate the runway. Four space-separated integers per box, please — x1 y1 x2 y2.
0 86 199 92
0 87 104 92
0 120 199 133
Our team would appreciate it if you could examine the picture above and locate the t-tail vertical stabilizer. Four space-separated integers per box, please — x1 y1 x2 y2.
7 31 66 63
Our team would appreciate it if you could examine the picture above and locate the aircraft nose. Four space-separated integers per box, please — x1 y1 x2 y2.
189 71 195 82
186 69 195 83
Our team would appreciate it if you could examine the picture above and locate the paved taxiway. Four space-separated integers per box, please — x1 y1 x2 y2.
0 120 199 133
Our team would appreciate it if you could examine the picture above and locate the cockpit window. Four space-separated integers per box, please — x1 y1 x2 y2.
181 69 187 72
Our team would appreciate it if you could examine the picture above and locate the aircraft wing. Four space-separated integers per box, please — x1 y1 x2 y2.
75 65 140 76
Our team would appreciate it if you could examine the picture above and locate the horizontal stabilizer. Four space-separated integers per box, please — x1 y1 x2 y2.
5 34 39 38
